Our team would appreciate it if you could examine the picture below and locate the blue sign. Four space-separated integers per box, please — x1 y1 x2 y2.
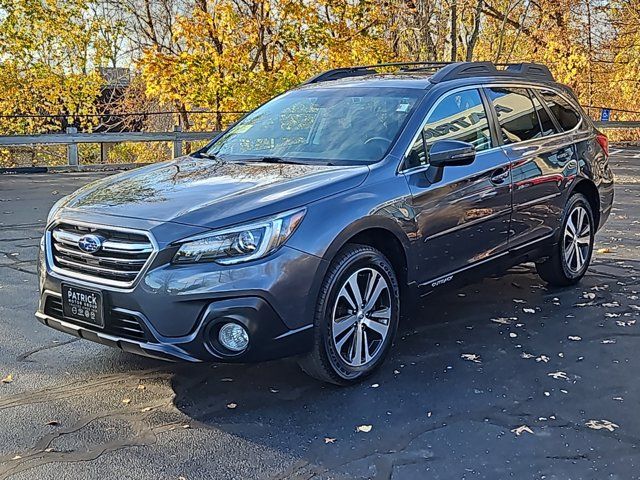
600 108 611 122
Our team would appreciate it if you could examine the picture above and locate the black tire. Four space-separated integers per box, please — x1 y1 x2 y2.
536 193 595 287
298 244 400 385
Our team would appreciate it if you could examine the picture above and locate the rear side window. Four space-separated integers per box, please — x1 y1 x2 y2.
530 90 560 136
485 87 542 144
537 89 581 131
404 88 492 170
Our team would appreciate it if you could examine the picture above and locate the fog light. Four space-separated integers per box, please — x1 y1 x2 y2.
218 323 249 352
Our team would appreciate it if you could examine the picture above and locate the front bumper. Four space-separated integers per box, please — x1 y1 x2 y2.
36 292 315 362
37 221 326 362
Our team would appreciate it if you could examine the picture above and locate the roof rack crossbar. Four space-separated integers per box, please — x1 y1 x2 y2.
303 61 554 85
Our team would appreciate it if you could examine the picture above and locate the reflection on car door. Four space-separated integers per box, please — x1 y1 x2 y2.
484 87 578 248
403 88 513 286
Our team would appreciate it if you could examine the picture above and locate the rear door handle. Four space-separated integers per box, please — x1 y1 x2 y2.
490 168 510 184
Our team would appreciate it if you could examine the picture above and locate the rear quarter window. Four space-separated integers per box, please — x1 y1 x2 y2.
537 89 582 131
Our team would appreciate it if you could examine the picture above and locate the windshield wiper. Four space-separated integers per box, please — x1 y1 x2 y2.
197 151 218 160
259 156 306 165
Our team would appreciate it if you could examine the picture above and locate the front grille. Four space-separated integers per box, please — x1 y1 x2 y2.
49 222 154 287
44 296 148 341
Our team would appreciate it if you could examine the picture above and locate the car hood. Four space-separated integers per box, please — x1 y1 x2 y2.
60 157 369 228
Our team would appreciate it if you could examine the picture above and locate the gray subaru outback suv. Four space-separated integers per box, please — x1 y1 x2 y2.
37 61 614 384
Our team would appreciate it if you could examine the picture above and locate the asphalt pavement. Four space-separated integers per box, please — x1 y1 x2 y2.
0 147 639 480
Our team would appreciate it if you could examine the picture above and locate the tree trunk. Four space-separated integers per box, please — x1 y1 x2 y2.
450 0 458 61
466 0 483 61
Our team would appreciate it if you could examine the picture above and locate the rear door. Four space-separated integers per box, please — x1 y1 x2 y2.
402 87 513 285
484 86 578 249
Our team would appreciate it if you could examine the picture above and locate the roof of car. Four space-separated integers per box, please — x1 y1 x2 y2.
297 73 436 90
299 61 556 90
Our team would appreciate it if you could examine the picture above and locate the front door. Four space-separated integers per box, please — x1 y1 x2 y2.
403 87 513 286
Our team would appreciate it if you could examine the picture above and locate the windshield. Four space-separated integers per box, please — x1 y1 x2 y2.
205 87 423 164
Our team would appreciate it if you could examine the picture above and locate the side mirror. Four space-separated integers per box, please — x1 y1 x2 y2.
429 140 476 167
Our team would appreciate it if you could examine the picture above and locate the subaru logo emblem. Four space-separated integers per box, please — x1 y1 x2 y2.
78 234 103 254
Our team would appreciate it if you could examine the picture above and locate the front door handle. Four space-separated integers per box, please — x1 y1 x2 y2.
490 168 510 184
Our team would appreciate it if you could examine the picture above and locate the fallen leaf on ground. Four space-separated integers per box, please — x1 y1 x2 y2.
141 407 152 412
461 353 481 363
583 292 596 300
521 352 535 359
548 371 569 380
324 437 336 444
491 317 516 325
226 403 237 409
601 339 616 344
586 419 619 432
1 374 13 384
11 455 21 460
568 336 582 341
523 308 535 314
536 355 550 363
616 319 637 327
596 248 612 254
602 302 620 307
45 420 59 426
509 332 518 338
513 299 526 303
137 384 146 390
605 313 621 318
122 398 131 405
511 425 534 436
356 425 372 433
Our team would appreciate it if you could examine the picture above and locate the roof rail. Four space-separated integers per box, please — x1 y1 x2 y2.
303 61 554 85
302 61 456 84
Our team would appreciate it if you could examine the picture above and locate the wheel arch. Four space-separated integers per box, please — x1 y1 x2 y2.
569 178 601 229
323 217 412 290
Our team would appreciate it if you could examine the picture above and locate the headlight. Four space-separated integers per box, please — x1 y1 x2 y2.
172 208 306 265
47 196 68 226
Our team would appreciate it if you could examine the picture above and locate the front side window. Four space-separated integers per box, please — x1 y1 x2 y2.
423 89 492 151
486 87 542 144
537 89 582 131
206 87 422 164
404 88 492 170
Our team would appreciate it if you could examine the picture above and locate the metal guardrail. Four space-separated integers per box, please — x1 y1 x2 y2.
594 121 640 129
0 126 218 166
0 122 638 167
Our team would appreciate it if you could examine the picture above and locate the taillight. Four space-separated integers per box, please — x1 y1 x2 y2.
596 133 609 157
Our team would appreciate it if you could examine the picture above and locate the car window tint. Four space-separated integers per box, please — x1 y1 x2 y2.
405 133 427 170
538 89 581 131
486 87 543 144
530 90 561 136
422 89 492 152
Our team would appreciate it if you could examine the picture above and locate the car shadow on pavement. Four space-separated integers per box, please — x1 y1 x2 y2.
168 259 640 479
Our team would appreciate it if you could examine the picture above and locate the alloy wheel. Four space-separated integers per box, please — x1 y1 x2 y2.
331 267 391 367
563 205 591 273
